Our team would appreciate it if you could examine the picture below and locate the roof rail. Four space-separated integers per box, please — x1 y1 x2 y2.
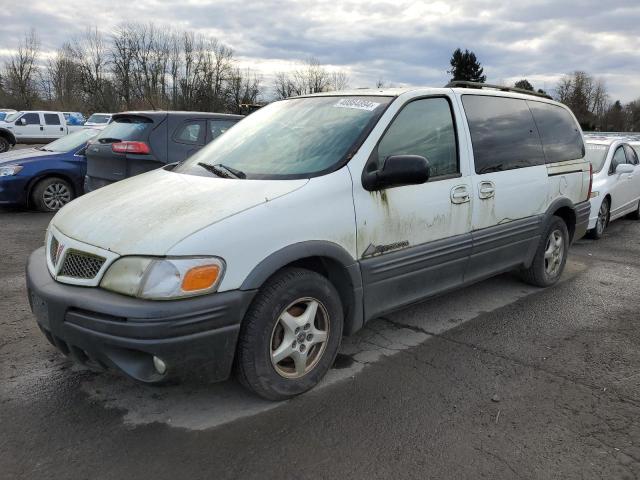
445 80 553 100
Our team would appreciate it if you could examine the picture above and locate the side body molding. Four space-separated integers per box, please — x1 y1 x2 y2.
240 241 364 335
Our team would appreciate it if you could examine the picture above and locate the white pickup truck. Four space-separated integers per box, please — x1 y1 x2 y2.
0 111 85 152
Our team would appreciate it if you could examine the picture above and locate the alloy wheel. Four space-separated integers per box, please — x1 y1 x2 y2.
270 297 330 379
544 229 565 278
42 183 71 210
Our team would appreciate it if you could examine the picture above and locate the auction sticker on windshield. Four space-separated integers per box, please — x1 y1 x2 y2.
333 98 381 111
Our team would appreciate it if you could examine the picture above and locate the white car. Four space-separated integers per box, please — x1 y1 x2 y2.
0 111 86 152
84 113 113 127
26 84 592 400
584 136 640 238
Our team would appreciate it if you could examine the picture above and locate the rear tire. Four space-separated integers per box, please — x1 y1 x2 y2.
236 267 343 400
31 177 74 212
520 216 569 287
0 137 11 153
587 198 610 239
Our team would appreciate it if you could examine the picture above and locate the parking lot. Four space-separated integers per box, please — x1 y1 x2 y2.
0 206 638 479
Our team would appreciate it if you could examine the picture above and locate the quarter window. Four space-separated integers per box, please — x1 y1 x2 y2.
174 121 204 145
20 113 40 125
377 97 458 178
462 95 545 174
44 114 61 125
528 101 584 163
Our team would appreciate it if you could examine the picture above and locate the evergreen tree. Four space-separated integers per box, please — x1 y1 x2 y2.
448 48 486 83
514 79 534 91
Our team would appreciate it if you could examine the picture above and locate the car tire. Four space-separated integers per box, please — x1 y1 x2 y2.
31 177 74 212
236 267 344 400
627 200 640 220
520 215 569 287
0 137 11 153
587 197 610 239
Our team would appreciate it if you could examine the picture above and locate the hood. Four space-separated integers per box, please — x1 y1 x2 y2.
52 168 308 255
0 148 61 165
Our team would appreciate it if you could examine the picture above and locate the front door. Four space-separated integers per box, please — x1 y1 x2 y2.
14 112 43 142
351 95 473 318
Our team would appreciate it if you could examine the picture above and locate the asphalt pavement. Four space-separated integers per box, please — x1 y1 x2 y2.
1 207 640 479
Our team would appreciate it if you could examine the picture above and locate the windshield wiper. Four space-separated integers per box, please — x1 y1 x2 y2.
216 164 246 179
197 162 245 179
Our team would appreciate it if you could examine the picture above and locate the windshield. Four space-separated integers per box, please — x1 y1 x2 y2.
86 114 111 124
4 112 21 123
95 116 152 143
585 143 609 173
42 128 99 152
175 96 392 179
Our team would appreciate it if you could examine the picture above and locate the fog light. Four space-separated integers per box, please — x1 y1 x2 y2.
153 356 167 375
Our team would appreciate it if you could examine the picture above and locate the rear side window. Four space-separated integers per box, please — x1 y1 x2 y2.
20 113 40 125
95 116 152 142
528 102 584 163
377 97 458 178
174 121 204 144
462 96 545 174
44 114 60 125
208 119 237 142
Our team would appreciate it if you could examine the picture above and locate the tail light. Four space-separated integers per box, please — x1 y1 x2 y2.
111 141 150 154
586 163 593 201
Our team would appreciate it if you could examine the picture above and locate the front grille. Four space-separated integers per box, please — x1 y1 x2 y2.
59 250 106 279
49 236 60 266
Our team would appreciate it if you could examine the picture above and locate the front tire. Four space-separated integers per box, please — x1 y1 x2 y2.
520 216 569 287
31 177 74 212
0 137 11 153
236 267 343 400
587 198 609 239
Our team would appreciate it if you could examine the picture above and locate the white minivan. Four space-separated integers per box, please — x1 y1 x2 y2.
27 85 592 400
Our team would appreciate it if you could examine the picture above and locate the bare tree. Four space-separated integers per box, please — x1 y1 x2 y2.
41 43 83 110
227 68 261 113
3 29 40 108
555 71 609 130
328 70 349 91
273 58 348 99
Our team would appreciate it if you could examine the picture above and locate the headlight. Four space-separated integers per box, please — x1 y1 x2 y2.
0 165 23 177
100 256 225 299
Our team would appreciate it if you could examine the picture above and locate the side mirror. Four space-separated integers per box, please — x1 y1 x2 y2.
363 155 430 191
615 163 634 174
17 118 26 126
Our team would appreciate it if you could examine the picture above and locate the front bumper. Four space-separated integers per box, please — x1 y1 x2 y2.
26 247 256 383
0 175 28 206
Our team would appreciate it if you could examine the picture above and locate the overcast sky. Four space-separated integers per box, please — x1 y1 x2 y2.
1 0 639 102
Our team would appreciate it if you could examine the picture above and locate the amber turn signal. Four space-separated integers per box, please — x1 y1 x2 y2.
181 264 221 291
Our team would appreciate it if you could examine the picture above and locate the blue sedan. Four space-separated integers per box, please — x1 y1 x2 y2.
0 128 100 211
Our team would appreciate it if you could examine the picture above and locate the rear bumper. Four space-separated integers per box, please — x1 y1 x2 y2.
26 247 256 383
574 200 591 241
84 175 114 192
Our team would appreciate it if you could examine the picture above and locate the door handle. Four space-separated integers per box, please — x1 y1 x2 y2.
478 181 496 199
60 127 64 131
40 126 44 131
451 185 470 204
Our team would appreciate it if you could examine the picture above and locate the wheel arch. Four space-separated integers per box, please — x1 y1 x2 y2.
26 172 78 208
240 241 364 335
0 128 16 147
544 197 578 242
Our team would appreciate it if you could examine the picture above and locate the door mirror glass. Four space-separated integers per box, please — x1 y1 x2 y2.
615 163 634 174
365 155 430 190
18 117 26 126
